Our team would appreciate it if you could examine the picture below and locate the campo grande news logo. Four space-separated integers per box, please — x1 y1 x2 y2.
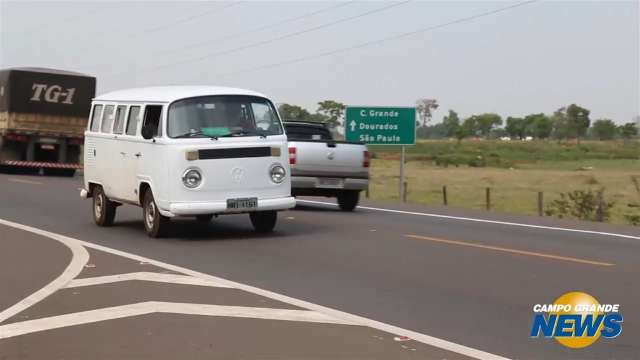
530 292 623 348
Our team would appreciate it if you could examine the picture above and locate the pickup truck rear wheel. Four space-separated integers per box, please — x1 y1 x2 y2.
250 211 277 233
143 190 170 238
93 185 116 226
337 190 360 211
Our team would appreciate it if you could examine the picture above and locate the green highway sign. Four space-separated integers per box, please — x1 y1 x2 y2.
345 106 416 145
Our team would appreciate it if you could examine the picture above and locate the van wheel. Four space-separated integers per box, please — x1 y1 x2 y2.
195 214 214 223
143 190 169 238
337 190 359 211
249 211 277 233
93 186 116 226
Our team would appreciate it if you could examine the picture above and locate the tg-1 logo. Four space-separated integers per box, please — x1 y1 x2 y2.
30 83 76 104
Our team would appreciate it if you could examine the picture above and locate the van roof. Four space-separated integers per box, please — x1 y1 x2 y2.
94 86 268 103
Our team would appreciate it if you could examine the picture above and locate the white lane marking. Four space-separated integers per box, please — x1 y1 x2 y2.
0 302 353 339
7 178 42 185
0 220 89 323
0 219 509 360
65 272 232 289
297 199 640 241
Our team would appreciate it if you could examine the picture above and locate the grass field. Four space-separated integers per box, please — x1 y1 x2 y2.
367 140 640 225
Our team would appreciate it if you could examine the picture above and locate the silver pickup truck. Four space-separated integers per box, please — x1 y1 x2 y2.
285 121 370 211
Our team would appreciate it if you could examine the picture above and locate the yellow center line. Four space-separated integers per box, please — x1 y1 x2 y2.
7 178 42 185
405 234 614 267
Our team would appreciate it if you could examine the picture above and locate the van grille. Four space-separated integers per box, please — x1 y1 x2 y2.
198 147 271 160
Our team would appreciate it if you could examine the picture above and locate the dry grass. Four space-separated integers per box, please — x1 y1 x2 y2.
368 158 640 225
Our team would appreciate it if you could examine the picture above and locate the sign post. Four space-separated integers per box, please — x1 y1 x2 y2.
345 106 416 200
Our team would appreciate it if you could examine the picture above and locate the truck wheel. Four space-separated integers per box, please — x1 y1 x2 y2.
337 190 360 211
143 189 170 238
93 185 116 226
249 211 277 233
195 214 214 223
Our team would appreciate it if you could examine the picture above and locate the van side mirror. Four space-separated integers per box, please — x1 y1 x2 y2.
141 125 154 140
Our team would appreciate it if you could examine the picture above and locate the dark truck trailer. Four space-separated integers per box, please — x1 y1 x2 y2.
0 67 96 176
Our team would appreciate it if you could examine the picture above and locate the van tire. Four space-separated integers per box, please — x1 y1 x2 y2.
250 211 277 233
337 190 359 211
143 189 169 238
93 185 116 226
195 214 214 223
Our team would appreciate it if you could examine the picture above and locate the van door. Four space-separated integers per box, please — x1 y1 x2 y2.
131 104 163 204
117 105 143 203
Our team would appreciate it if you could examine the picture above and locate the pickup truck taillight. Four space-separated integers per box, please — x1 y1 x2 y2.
5 134 28 142
363 150 370 168
288 147 297 165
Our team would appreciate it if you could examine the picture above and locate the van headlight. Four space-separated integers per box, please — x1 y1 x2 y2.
182 168 202 188
269 164 286 183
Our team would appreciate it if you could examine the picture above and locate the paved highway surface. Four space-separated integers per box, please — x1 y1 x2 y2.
0 172 638 359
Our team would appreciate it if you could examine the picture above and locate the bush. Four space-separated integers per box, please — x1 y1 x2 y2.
545 189 614 222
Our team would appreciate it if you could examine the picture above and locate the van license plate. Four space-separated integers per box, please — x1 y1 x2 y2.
227 197 258 211
317 178 343 188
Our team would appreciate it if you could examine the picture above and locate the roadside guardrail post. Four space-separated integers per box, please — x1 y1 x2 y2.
442 185 448 206
402 181 408 202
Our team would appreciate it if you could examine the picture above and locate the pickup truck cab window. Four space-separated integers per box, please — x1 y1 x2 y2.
167 95 283 138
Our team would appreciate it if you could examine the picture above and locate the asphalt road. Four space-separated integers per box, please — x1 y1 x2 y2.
1 172 638 359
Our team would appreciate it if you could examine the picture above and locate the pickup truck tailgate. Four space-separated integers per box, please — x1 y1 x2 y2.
289 140 368 178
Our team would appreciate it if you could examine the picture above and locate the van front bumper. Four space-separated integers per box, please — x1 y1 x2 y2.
163 196 296 217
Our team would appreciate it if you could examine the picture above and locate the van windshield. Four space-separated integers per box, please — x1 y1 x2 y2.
167 95 283 138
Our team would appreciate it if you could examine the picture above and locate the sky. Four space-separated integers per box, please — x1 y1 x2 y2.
1 0 638 124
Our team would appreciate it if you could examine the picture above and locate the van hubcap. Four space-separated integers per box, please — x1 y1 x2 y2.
94 194 103 219
145 201 156 229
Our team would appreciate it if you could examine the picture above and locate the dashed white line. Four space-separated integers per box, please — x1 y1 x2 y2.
65 272 232 289
297 199 640 240
0 302 354 339
7 178 42 185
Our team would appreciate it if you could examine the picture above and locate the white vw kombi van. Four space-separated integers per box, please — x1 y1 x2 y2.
81 86 295 237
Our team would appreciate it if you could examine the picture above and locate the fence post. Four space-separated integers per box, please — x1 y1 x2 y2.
402 181 408 202
538 191 544 216
596 190 605 222
442 185 448 206
486 187 491 211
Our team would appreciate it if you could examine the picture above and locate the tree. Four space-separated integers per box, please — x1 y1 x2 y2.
277 103 311 121
566 104 591 144
619 122 639 143
416 99 439 127
455 117 476 143
552 107 570 141
590 119 617 140
526 113 553 139
473 113 502 137
316 100 345 129
441 110 460 138
505 117 526 139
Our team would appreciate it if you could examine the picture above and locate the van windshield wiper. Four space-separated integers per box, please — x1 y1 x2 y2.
220 129 268 139
172 130 218 140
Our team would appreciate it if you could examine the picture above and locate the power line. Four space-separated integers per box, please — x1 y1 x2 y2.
157 1 354 55
108 1 411 77
134 2 243 37
211 0 540 80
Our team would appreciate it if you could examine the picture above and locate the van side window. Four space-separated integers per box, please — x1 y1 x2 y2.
101 105 115 133
126 106 141 136
143 105 163 137
90 104 103 132
113 105 127 134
